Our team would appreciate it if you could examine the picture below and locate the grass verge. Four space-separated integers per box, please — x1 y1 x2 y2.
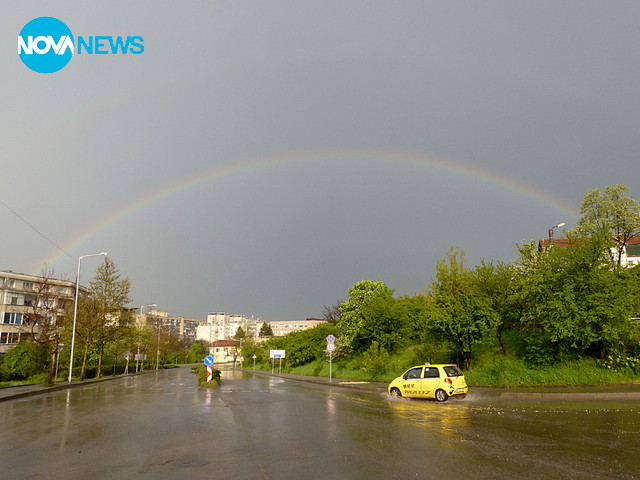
250 346 640 388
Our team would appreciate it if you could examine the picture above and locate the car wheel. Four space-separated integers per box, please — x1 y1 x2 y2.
435 389 448 402
390 387 402 398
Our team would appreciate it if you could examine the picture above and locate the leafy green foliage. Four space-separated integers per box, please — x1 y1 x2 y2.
429 248 499 368
519 233 640 358
574 184 640 264
240 340 265 363
522 333 557 366
192 365 221 386
259 322 273 337
187 340 209 364
356 341 395 380
0 342 50 380
337 280 410 354
261 323 337 367
71 257 133 379
473 260 522 353
233 326 246 341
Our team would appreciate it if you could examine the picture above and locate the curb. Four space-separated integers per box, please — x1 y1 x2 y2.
242 369 640 401
243 369 388 393
500 391 640 401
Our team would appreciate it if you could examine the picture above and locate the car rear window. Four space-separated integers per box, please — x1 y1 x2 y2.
444 366 463 377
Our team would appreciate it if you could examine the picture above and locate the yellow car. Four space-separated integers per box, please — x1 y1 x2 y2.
388 364 468 402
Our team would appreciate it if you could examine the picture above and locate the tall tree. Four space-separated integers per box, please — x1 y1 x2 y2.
22 268 69 384
519 232 640 359
338 280 396 353
234 326 247 341
75 258 131 379
575 184 640 264
472 260 522 354
428 248 499 369
322 302 342 324
259 322 274 337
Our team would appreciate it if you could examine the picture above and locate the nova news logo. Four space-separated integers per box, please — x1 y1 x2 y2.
18 17 144 74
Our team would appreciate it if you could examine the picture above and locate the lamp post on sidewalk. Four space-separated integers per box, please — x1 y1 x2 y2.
156 319 161 370
54 343 64 383
67 252 107 383
136 304 156 372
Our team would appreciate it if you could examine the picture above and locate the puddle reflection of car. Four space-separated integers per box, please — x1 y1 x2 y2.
388 364 468 402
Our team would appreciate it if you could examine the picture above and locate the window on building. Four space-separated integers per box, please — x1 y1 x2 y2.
2 312 23 324
5 294 24 306
0 332 22 344
626 245 640 257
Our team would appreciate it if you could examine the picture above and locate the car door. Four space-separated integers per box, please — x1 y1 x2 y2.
419 366 441 398
400 367 424 397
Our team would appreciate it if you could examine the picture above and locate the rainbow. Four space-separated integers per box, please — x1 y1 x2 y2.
33 149 580 273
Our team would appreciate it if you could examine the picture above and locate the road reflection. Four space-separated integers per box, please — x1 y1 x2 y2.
387 396 472 444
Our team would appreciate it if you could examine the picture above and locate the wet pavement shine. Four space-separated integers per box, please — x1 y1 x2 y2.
0 367 639 479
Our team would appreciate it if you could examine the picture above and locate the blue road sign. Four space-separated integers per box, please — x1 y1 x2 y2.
204 355 215 366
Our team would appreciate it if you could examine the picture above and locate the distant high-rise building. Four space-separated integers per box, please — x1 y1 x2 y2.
196 312 262 343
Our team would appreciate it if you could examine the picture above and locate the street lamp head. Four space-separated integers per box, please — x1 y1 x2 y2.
552 223 565 229
100 252 108 256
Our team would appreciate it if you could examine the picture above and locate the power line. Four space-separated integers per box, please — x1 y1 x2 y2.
0 197 75 262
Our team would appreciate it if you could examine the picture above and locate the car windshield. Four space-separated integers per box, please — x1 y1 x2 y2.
443 366 463 377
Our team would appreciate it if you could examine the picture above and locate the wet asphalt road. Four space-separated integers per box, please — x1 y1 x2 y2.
0 366 639 479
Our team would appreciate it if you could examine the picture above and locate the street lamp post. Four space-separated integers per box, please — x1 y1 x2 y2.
54 342 64 383
137 304 156 373
67 252 107 383
156 319 161 370
548 222 566 245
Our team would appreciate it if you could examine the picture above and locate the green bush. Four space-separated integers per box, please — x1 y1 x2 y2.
192 366 221 386
2 342 50 380
523 333 558 366
357 342 390 378
601 354 640 374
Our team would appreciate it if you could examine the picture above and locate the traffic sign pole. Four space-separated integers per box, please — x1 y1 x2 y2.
326 335 335 382
329 350 333 383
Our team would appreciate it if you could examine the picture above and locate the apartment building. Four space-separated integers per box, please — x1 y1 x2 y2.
269 318 327 337
136 309 200 340
196 312 262 343
0 271 79 354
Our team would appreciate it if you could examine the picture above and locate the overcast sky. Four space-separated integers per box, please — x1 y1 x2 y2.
3 2 640 321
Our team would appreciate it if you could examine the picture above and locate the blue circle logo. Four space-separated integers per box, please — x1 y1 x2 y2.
18 17 74 74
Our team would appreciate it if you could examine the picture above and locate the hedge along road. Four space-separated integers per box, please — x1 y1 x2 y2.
0 366 639 479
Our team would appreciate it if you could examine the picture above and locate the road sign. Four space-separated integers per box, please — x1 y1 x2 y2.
204 355 215 366
326 334 335 343
270 349 286 359
327 343 336 352
207 365 213 382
